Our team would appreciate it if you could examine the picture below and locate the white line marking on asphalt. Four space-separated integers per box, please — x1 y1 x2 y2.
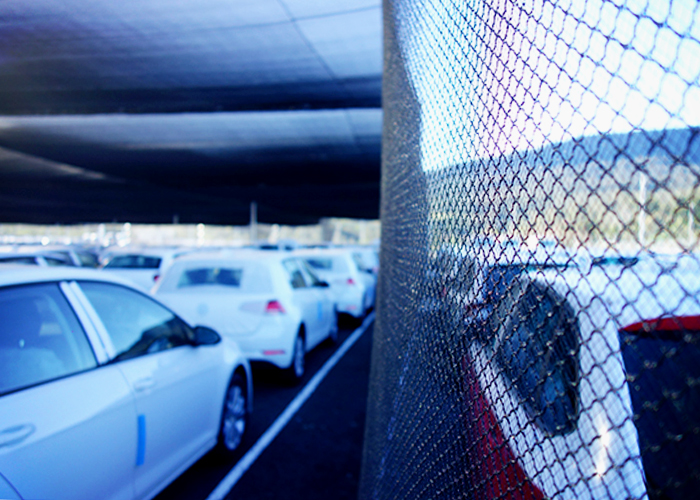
206 312 375 500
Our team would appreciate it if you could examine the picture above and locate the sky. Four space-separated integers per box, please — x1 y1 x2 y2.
396 0 700 171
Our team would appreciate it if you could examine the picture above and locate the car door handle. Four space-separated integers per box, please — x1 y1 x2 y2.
0 424 36 448
133 376 156 392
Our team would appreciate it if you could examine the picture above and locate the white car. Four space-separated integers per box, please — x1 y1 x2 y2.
295 248 376 319
0 266 252 500
0 251 75 267
153 250 337 382
458 250 700 500
14 245 100 268
100 248 189 292
349 246 380 276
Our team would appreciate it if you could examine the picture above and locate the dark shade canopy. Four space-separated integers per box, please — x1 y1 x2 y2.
0 0 382 224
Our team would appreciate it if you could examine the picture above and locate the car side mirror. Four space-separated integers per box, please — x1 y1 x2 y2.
193 326 221 346
315 281 330 288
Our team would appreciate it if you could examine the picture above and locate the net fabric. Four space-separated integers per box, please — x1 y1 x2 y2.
361 1 700 499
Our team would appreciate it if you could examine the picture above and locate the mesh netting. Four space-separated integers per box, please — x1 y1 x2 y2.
361 1 700 499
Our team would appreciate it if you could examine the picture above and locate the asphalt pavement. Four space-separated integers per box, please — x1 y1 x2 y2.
155 316 374 500
229 319 373 500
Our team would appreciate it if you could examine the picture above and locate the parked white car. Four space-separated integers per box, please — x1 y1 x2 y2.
295 248 376 319
349 245 380 276
100 247 189 292
459 250 700 500
0 266 252 500
14 245 100 268
0 251 75 267
153 250 337 382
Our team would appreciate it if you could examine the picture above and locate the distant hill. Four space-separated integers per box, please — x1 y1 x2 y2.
427 127 700 246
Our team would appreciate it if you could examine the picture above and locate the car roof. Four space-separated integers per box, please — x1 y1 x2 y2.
0 251 75 263
0 265 142 289
294 248 353 257
174 249 294 264
105 246 189 255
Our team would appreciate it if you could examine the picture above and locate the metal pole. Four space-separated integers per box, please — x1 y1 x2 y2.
689 201 695 245
250 201 258 244
638 173 647 248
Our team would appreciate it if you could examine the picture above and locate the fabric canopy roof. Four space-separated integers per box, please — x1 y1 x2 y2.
0 0 382 224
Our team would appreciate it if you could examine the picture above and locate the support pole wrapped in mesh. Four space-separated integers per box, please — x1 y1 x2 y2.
362 1 700 499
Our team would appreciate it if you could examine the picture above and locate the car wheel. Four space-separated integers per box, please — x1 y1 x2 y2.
218 374 247 455
286 333 305 383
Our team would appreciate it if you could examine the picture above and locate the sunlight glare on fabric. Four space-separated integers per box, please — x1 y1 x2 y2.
397 0 700 172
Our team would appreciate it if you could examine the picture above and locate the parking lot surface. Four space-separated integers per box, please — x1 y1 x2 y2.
155 316 374 500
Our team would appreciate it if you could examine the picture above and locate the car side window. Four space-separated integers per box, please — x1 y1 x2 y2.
494 281 580 436
300 261 323 286
282 259 307 289
79 253 99 267
0 256 36 265
0 283 97 395
79 281 194 362
45 256 69 267
304 257 333 271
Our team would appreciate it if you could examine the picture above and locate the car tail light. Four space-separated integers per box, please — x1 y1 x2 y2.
620 315 700 338
265 300 286 314
619 314 700 497
153 274 160 282
347 278 356 285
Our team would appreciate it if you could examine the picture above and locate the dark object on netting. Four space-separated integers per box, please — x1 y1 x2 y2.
621 317 700 500
490 280 580 437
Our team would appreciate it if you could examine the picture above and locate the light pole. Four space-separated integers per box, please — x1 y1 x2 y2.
249 201 258 244
689 201 695 246
638 172 647 248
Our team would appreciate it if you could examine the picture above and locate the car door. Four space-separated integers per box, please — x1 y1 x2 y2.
76 281 224 500
0 282 137 500
282 258 326 348
300 261 335 337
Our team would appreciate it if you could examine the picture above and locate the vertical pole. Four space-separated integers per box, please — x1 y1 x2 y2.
689 201 695 245
196 223 205 247
250 201 258 244
359 220 367 245
638 173 647 248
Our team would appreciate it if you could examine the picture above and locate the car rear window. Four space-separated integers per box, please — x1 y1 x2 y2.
305 258 333 270
305 256 349 273
178 267 243 288
105 255 162 269
158 259 274 294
